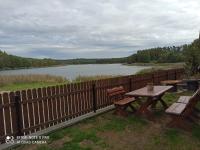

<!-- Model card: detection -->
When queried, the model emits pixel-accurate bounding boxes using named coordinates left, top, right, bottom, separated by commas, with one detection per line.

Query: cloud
left=0, top=0, right=200, bottom=59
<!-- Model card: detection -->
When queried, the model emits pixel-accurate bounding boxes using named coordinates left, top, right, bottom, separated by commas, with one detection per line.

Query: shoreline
left=0, top=62, right=184, bottom=72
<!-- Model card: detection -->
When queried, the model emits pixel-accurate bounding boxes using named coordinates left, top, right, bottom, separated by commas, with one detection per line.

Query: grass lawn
left=13, top=91, right=200, bottom=150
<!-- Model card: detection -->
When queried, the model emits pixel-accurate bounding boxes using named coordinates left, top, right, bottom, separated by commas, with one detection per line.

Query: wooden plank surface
left=32, top=89, right=39, bottom=131
left=166, top=103, right=186, bottom=115
left=9, top=92, right=18, bottom=136
left=27, top=89, right=34, bottom=133
left=47, top=87, right=53, bottom=126
left=2, top=93, right=12, bottom=136
left=126, top=86, right=173, bottom=97
left=161, top=80, right=182, bottom=85
left=67, top=84, right=73, bottom=119
left=42, top=87, right=49, bottom=128
left=84, top=82, right=89, bottom=113
left=59, top=85, right=65, bottom=122
left=177, top=96, right=191, bottom=104
left=56, top=86, right=61, bottom=123
left=37, top=88, right=45, bottom=129
left=0, top=94, right=5, bottom=142
left=51, top=86, right=57, bottom=124
left=63, top=84, right=69, bottom=120
left=21, top=90, right=29, bottom=134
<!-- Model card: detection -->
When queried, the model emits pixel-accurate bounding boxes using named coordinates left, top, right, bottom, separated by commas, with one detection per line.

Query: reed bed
left=0, top=74, right=69, bottom=86
left=0, top=74, right=116, bottom=91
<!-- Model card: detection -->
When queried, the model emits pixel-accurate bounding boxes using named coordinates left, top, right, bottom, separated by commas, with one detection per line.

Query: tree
left=184, top=43, right=200, bottom=75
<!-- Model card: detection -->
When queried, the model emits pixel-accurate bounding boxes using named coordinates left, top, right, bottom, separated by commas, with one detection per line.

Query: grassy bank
left=135, top=63, right=184, bottom=74
left=125, top=62, right=184, bottom=67
left=0, top=75, right=114, bottom=91
left=0, top=74, right=69, bottom=91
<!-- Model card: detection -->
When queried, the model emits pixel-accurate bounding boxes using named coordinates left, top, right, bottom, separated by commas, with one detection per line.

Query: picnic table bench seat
left=107, top=86, right=136, bottom=117
left=165, top=88, right=200, bottom=130
left=166, top=103, right=187, bottom=115
left=177, top=96, right=191, bottom=104
left=114, top=97, right=135, bottom=105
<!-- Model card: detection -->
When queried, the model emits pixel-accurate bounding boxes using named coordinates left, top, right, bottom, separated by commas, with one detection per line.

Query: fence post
left=166, top=70, right=169, bottom=80
left=14, top=92, right=23, bottom=136
left=92, top=83, right=97, bottom=113
left=129, top=77, right=132, bottom=91
left=152, top=73, right=154, bottom=84
left=175, top=70, right=177, bottom=80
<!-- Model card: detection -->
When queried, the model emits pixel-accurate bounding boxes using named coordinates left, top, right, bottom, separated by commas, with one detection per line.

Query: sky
left=0, top=0, right=200, bottom=59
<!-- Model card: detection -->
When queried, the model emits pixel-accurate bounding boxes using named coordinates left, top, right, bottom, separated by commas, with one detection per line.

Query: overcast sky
left=0, top=0, right=200, bottom=59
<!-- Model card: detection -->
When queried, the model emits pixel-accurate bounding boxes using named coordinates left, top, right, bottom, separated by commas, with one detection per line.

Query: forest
left=126, top=46, right=185, bottom=63
left=0, top=51, right=58, bottom=69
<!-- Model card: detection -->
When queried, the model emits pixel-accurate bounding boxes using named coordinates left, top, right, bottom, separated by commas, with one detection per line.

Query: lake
left=0, top=64, right=151, bottom=80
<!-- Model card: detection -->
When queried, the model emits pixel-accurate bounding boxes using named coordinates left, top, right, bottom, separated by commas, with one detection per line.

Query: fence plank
left=47, top=87, right=53, bottom=126
left=83, top=82, right=88, bottom=114
left=74, top=84, right=78, bottom=117
left=56, top=86, right=61, bottom=123
left=37, top=88, right=44, bottom=129
left=51, top=86, right=57, bottom=125
left=21, top=90, right=29, bottom=134
left=59, top=85, right=65, bottom=122
left=0, top=94, right=5, bottom=143
left=63, top=84, right=69, bottom=120
left=27, top=89, right=35, bottom=133
left=32, top=89, right=39, bottom=132
left=2, top=93, right=12, bottom=136
left=67, top=84, right=73, bottom=119
left=9, top=92, right=18, bottom=136
left=42, top=87, right=49, bottom=128
left=71, top=84, right=76, bottom=118
left=77, top=83, right=81, bottom=116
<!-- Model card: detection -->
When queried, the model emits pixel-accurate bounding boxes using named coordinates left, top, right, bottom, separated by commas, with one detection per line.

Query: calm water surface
left=0, top=64, right=151, bottom=80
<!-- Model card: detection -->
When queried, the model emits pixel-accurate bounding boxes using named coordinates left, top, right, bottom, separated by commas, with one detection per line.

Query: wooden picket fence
left=0, top=68, right=184, bottom=144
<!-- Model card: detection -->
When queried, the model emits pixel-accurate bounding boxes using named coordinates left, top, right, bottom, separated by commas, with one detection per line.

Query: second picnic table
left=126, top=85, right=173, bottom=118
left=161, top=80, right=182, bottom=92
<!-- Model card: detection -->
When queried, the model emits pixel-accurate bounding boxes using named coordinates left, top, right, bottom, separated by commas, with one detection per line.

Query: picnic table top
left=161, top=80, right=182, bottom=85
left=126, top=85, right=173, bottom=97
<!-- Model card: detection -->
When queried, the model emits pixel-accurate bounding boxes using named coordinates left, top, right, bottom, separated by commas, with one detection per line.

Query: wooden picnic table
left=126, top=86, right=173, bottom=119
left=161, top=80, right=182, bottom=92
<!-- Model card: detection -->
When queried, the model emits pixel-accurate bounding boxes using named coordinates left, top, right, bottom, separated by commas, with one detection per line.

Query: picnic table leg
left=136, top=97, right=153, bottom=118
left=157, top=95, right=168, bottom=109
left=192, top=108, right=200, bottom=119
left=134, top=96, right=143, bottom=106
left=173, top=84, right=178, bottom=92
left=151, top=95, right=168, bottom=110
left=151, top=100, right=158, bottom=110
left=159, top=99, right=168, bottom=109
left=167, top=115, right=191, bottom=131
left=114, top=104, right=128, bottom=117
left=128, top=104, right=136, bottom=112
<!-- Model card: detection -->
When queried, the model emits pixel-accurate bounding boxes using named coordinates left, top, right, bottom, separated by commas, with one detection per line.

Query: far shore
left=123, top=62, right=185, bottom=67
